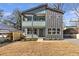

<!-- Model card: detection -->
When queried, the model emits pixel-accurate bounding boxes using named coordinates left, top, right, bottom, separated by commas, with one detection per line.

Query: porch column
left=37, top=29, right=39, bottom=37
left=25, top=28, right=27, bottom=36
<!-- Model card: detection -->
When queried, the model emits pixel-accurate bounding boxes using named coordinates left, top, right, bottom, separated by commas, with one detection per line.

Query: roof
left=22, top=4, right=64, bottom=15
left=0, top=30, right=10, bottom=33
left=0, top=23, right=21, bottom=33
left=63, top=28, right=78, bottom=34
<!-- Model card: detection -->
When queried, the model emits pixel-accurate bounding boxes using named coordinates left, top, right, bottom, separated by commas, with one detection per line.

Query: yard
left=0, top=40, right=79, bottom=56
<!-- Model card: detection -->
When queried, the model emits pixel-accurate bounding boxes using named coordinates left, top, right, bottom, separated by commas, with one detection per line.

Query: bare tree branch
left=74, top=8, right=79, bottom=18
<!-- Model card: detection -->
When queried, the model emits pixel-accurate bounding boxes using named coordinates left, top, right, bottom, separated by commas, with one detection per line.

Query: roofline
left=46, top=7, right=64, bottom=14
left=22, top=4, right=47, bottom=14
left=22, top=3, right=64, bottom=15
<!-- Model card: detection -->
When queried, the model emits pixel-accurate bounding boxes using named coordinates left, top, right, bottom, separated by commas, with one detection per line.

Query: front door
left=39, top=29, right=44, bottom=37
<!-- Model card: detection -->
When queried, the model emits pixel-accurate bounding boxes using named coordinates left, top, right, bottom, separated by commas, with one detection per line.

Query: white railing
left=22, top=21, right=45, bottom=28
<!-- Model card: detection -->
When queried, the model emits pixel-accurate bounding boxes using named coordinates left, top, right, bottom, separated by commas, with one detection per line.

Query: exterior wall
left=22, top=12, right=46, bottom=38
left=45, top=10, right=63, bottom=39
left=22, top=8, right=63, bottom=39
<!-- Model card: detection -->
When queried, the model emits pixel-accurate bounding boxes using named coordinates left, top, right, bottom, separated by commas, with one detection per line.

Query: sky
left=0, top=3, right=79, bottom=26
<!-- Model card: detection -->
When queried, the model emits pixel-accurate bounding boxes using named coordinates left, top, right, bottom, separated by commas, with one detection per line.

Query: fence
left=63, top=34, right=76, bottom=39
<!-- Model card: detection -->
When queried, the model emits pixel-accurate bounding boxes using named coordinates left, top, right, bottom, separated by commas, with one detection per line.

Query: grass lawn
left=0, top=40, right=79, bottom=56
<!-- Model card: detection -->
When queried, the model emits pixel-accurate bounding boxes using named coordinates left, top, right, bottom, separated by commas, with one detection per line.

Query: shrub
left=23, top=38, right=38, bottom=41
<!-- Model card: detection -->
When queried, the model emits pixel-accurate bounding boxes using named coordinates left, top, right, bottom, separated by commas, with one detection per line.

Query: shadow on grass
left=0, top=40, right=16, bottom=47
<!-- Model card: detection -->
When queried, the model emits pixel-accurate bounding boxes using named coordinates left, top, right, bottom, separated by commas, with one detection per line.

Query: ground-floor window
left=33, top=29, right=37, bottom=34
left=48, top=28, right=60, bottom=35
left=57, top=28, right=60, bottom=34
left=27, top=28, right=32, bottom=34
left=27, top=28, right=37, bottom=34
left=48, top=28, right=51, bottom=34
left=52, top=28, right=56, bottom=34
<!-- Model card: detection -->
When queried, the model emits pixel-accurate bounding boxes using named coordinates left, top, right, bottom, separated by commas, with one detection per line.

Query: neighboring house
left=63, top=28, right=78, bottom=39
left=21, top=4, right=64, bottom=40
left=0, top=23, right=22, bottom=43
left=0, top=19, right=16, bottom=28
left=63, top=26, right=79, bottom=39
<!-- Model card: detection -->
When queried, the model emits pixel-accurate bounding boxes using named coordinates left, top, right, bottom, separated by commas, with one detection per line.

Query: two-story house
left=21, top=4, right=64, bottom=40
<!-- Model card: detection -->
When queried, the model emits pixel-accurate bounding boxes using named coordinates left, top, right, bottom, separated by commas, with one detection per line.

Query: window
left=57, top=28, right=60, bottom=34
left=27, top=28, right=37, bottom=34
left=26, top=16, right=32, bottom=21
left=52, top=28, right=56, bottom=34
left=39, top=16, right=45, bottom=21
left=34, top=29, right=37, bottom=34
left=57, top=28, right=60, bottom=31
left=48, top=28, right=51, bottom=31
left=48, top=28, right=51, bottom=34
left=33, top=16, right=45, bottom=21
left=57, top=32, right=60, bottom=34
left=52, top=28, right=56, bottom=31
left=48, top=32, right=51, bottom=34
left=23, top=18, right=28, bottom=21
left=27, top=28, right=32, bottom=34
left=33, top=16, right=37, bottom=21
left=52, top=32, right=56, bottom=34
left=48, top=28, right=57, bottom=34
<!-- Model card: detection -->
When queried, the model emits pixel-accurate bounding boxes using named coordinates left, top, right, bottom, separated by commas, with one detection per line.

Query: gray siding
left=45, top=10, right=63, bottom=39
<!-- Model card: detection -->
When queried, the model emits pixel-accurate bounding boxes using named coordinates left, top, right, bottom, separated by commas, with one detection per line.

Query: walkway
left=64, top=39, right=79, bottom=45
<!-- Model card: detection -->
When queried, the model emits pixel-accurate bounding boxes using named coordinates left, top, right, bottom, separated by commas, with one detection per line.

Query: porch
left=23, top=28, right=45, bottom=38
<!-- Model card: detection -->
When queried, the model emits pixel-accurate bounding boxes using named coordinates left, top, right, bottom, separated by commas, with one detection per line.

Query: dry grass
left=0, top=41, right=79, bottom=56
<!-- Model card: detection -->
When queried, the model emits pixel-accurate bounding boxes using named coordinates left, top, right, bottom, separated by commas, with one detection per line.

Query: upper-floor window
left=33, top=16, right=45, bottom=21
left=39, top=16, right=45, bottom=21
left=27, top=16, right=32, bottom=21
left=23, top=16, right=32, bottom=21
left=23, top=15, right=45, bottom=21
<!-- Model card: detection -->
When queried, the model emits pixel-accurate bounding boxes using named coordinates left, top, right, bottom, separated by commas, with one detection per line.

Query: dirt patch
left=0, top=41, right=79, bottom=56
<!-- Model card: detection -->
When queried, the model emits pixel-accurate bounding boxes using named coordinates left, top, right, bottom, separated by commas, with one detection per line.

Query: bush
left=43, top=38, right=63, bottom=40
left=22, top=38, right=38, bottom=41
left=0, top=39, right=12, bottom=44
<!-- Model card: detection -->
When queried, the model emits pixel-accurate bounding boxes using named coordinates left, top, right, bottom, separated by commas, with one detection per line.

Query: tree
left=48, top=3, right=64, bottom=11
left=70, top=6, right=79, bottom=28
left=70, top=6, right=79, bottom=33
left=63, top=28, right=78, bottom=34
left=0, top=9, right=4, bottom=22
left=12, top=8, right=22, bottom=30
left=0, top=9, right=3, bottom=18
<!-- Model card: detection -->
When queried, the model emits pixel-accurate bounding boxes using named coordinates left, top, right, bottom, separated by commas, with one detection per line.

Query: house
left=21, top=4, right=64, bottom=40
left=63, top=26, right=79, bottom=39
left=63, top=28, right=78, bottom=39
left=0, top=23, right=22, bottom=43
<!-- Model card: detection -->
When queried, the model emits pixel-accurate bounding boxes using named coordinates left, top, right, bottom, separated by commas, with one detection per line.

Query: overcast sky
left=0, top=3, right=79, bottom=26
